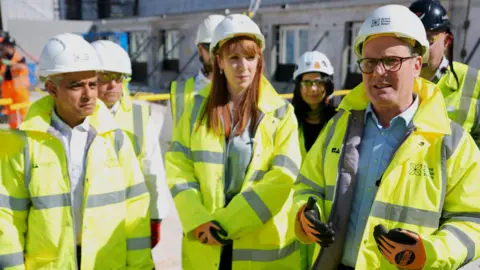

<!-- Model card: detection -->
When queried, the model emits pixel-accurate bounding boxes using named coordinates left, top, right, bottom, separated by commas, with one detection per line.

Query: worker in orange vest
left=0, top=33, right=30, bottom=129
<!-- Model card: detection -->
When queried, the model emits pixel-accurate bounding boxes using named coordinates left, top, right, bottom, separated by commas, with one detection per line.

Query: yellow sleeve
left=423, top=125, right=480, bottom=269
left=0, top=148, right=28, bottom=270
left=117, top=130, right=154, bottom=270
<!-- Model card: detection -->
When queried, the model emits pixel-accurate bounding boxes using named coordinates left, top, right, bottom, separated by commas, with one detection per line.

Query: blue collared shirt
left=341, top=94, right=419, bottom=267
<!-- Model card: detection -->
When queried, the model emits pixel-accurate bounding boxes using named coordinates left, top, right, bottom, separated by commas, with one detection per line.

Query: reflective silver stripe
left=440, top=122, right=464, bottom=212
left=322, top=110, right=344, bottom=180
left=174, top=80, right=187, bottom=126
left=86, top=190, right=125, bottom=208
left=0, top=194, right=29, bottom=211
left=114, top=129, right=124, bottom=157
left=294, top=189, right=325, bottom=200
left=31, top=193, right=71, bottom=209
left=233, top=240, right=300, bottom=262
left=0, top=252, right=24, bottom=268
left=326, top=185, right=335, bottom=201
left=170, top=182, right=200, bottom=198
left=294, top=174, right=325, bottom=195
left=242, top=189, right=272, bottom=224
left=370, top=201, right=440, bottom=228
left=19, top=130, right=31, bottom=195
left=271, top=155, right=299, bottom=175
left=192, top=150, right=223, bottom=164
left=127, top=182, right=149, bottom=199
left=456, top=67, right=478, bottom=125
left=190, top=95, right=205, bottom=134
left=132, top=103, right=144, bottom=156
left=249, top=170, right=266, bottom=182
left=442, top=210, right=480, bottom=220
left=273, top=101, right=289, bottom=119
left=442, top=224, right=475, bottom=267
left=170, top=141, right=192, bottom=159
left=127, top=236, right=150, bottom=250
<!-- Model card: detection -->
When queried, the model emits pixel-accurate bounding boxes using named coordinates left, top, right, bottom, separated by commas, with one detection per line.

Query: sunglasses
left=98, top=72, right=125, bottom=83
left=301, top=80, right=325, bottom=88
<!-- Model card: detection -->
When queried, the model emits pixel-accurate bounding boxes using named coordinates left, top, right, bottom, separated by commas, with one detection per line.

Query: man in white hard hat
left=294, top=5, right=480, bottom=269
left=0, top=33, right=154, bottom=269
left=169, top=14, right=225, bottom=129
left=91, top=40, right=171, bottom=250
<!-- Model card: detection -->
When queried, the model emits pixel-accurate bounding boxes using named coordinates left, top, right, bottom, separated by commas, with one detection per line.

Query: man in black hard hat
left=410, top=0, right=480, bottom=148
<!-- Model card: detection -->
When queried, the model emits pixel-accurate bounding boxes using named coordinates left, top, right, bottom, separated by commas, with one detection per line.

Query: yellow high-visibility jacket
left=294, top=77, right=480, bottom=269
left=0, top=95, right=153, bottom=270
left=170, top=78, right=196, bottom=130
left=437, top=61, right=480, bottom=147
left=166, top=76, right=302, bottom=269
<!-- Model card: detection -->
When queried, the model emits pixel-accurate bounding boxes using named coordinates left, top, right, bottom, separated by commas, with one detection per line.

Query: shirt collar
left=195, top=70, right=210, bottom=85
left=365, top=93, right=419, bottom=129
left=430, top=57, right=450, bottom=83
left=110, top=101, right=121, bottom=115
left=51, top=108, right=90, bottom=133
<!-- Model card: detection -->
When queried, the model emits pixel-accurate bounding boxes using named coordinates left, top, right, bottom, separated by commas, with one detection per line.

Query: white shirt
left=193, top=70, right=211, bottom=94
left=51, top=110, right=90, bottom=243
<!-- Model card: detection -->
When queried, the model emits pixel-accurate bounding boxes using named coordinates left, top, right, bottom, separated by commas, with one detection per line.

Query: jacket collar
left=339, top=77, right=451, bottom=135
left=20, top=95, right=118, bottom=135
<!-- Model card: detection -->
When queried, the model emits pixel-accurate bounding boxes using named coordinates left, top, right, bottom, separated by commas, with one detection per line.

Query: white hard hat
left=293, top=51, right=334, bottom=79
left=195, top=14, right=226, bottom=45
left=354, top=4, right=429, bottom=61
left=210, top=14, right=265, bottom=55
left=91, top=40, right=132, bottom=75
left=38, top=33, right=101, bottom=79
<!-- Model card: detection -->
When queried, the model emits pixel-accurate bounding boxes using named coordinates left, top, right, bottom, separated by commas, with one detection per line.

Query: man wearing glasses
left=410, top=0, right=480, bottom=148
left=293, top=4, right=480, bottom=270
left=91, top=40, right=168, bottom=251
left=169, top=14, right=225, bottom=130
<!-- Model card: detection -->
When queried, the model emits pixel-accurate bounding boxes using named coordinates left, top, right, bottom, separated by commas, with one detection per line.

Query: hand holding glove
left=194, top=221, right=232, bottom=246
left=373, top=224, right=426, bottom=269
left=298, top=196, right=335, bottom=247
left=1, top=59, right=11, bottom=66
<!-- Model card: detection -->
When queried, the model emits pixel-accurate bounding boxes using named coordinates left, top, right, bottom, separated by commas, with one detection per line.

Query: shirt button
left=374, top=159, right=378, bottom=164
left=362, top=216, right=366, bottom=221
left=380, top=131, right=386, bottom=136
left=368, top=187, right=372, bottom=192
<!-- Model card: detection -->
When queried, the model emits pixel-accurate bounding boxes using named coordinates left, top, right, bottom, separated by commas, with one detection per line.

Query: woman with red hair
left=166, top=14, right=302, bottom=269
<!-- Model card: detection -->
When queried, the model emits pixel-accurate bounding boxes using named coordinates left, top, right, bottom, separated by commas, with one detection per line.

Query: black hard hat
left=409, top=0, right=450, bottom=32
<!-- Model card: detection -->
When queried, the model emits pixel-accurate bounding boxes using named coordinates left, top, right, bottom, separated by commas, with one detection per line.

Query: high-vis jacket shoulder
left=437, top=61, right=480, bottom=147
left=0, top=96, right=153, bottom=270
left=294, top=77, right=480, bottom=269
left=170, top=78, right=195, bottom=130
left=166, top=76, right=302, bottom=269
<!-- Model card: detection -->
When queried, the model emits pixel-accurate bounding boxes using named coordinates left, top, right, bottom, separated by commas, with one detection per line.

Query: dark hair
left=291, top=72, right=336, bottom=127
left=200, top=36, right=262, bottom=137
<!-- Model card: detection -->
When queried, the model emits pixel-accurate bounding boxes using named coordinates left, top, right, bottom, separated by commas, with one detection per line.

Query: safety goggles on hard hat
left=357, top=56, right=417, bottom=74
left=98, top=72, right=126, bottom=83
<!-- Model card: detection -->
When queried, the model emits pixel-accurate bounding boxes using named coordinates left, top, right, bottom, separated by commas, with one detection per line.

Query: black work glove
left=373, top=224, right=426, bottom=269
left=298, top=196, right=335, bottom=247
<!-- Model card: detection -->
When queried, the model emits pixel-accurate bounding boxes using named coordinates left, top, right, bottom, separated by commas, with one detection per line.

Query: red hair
left=200, top=36, right=263, bottom=137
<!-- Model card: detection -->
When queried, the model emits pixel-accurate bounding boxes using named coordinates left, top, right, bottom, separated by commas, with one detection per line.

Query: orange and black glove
left=298, top=196, right=335, bottom=247
left=150, top=220, right=162, bottom=248
left=373, top=224, right=426, bottom=269
left=194, top=221, right=232, bottom=246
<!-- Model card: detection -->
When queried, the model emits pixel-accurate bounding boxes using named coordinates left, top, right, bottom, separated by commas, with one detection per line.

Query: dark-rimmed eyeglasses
left=357, top=56, right=416, bottom=74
